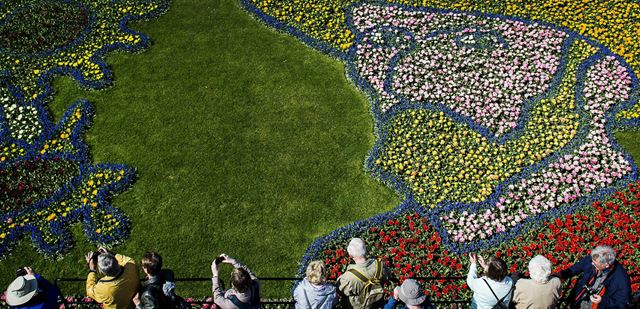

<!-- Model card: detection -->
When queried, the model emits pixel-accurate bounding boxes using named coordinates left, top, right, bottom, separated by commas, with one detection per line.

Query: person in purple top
left=5, top=267, right=60, bottom=309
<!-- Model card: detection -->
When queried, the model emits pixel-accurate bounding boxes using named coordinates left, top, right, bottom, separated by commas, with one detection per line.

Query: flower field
left=306, top=180, right=640, bottom=300
left=0, top=0, right=168, bottom=258
left=241, top=0, right=640, bottom=301
left=0, top=0, right=639, bottom=303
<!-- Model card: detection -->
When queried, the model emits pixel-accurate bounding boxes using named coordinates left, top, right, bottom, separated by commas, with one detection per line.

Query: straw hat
left=6, top=275, right=38, bottom=306
left=397, top=279, right=426, bottom=306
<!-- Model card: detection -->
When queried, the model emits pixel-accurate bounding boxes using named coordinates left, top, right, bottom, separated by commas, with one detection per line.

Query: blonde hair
left=306, top=260, right=327, bottom=285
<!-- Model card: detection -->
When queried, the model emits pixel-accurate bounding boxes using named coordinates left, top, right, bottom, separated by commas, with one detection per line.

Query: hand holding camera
left=15, top=266, right=33, bottom=277
left=211, top=255, right=223, bottom=276
left=85, top=248, right=109, bottom=271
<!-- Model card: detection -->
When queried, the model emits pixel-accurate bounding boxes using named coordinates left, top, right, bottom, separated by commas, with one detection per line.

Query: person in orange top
left=85, top=248, right=140, bottom=309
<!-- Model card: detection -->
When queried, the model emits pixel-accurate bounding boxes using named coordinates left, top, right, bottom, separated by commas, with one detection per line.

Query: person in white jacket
left=293, top=261, right=338, bottom=309
left=467, top=253, right=513, bottom=309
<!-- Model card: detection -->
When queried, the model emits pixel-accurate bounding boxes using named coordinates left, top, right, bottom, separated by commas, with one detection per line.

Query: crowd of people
left=4, top=239, right=637, bottom=309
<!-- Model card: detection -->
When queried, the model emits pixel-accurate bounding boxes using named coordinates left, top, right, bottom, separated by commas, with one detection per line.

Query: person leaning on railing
left=133, top=251, right=184, bottom=309
left=210, top=253, right=261, bottom=309
left=85, top=247, right=140, bottom=309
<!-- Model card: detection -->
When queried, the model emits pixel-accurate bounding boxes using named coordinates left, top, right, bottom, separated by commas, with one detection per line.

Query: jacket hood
left=300, top=279, right=336, bottom=297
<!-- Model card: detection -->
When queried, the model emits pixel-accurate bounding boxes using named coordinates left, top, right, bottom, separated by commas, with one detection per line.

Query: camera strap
left=575, top=265, right=613, bottom=302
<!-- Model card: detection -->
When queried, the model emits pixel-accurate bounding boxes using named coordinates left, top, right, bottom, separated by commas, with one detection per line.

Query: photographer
left=559, top=245, right=631, bottom=308
left=5, top=267, right=60, bottom=309
left=210, top=253, right=260, bottom=309
left=85, top=248, right=140, bottom=309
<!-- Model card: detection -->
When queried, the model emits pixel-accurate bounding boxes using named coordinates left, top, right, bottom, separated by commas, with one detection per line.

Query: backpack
left=347, top=259, right=385, bottom=309
left=482, top=278, right=513, bottom=309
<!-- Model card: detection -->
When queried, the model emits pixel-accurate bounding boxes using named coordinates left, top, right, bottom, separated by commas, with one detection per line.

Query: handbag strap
left=303, top=289, right=329, bottom=309
left=482, top=278, right=512, bottom=304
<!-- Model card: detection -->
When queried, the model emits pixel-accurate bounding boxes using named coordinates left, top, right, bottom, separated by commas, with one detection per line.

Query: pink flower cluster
left=442, top=56, right=634, bottom=242
left=352, top=4, right=566, bottom=136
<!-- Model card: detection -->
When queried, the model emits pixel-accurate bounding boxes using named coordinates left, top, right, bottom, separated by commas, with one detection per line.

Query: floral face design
left=241, top=0, right=640, bottom=296
left=349, top=3, right=637, bottom=251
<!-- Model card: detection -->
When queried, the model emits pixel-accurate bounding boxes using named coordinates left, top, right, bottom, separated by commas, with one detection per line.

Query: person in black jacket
left=559, top=245, right=631, bottom=308
left=133, top=252, right=183, bottom=309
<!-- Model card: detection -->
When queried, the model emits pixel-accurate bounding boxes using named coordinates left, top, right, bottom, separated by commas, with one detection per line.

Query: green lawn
left=0, top=0, right=400, bottom=297
left=2, top=0, right=640, bottom=300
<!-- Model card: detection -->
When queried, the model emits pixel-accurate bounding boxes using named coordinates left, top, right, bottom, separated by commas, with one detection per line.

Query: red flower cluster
left=317, top=181, right=640, bottom=300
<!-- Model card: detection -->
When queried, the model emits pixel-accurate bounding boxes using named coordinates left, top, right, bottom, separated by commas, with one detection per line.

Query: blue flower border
left=0, top=97, right=136, bottom=258
left=238, top=0, right=640, bottom=273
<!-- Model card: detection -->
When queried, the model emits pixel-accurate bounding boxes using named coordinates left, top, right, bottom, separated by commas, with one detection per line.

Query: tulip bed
left=245, top=0, right=640, bottom=118
left=303, top=180, right=640, bottom=301
left=0, top=0, right=167, bottom=258
left=241, top=0, right=640, bottom=300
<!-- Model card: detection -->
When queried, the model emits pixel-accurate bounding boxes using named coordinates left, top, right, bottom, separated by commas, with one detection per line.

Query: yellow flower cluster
left=374, top=41, right=592, bottom=207
left=40, top=106, right=85, bottom=155
left=248, top=0, right=640, bottom=117
left=250, top=0, right=354, bottom=50
left=0, top=143, right=25, bottom=162
left=0, top=167, right=126, bottom=252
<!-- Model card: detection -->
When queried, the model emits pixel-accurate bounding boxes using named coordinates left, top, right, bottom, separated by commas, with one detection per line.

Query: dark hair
left=231, top=268, right=253, bottom=293
left=486, top=256, right=508, bottom=282
left=141, top=252, right=163, bottom=276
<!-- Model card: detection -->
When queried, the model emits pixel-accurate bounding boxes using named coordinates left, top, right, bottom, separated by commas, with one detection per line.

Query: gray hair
left=347, top=238, right=366, bottom=258
left=591, top=246, right=616, bottom=266
left=528, top=255, right=552, bottom=283
left=98, top=253, right=120, bottom=276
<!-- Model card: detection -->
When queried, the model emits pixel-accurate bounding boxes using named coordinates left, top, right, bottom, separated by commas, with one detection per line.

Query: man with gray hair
left=512, top=255, right=561, bottom=308
left=85, top=248, right=140, bottom=309
left=336, top=238, right=390, bottom=309
left=559, top=245, right=631, bottom=308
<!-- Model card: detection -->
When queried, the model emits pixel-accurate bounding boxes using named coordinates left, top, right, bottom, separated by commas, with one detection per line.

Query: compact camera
left=586, top=286, right=600, bottom=296
left=16, top=267, right=27, bottom=277
left=214, top=255, right=226, bottom=265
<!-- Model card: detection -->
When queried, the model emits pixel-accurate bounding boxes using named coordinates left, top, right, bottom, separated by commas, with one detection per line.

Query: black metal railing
left=54, top=275, right=640, bottom=308
left=54, top=276, right=470, bottom=307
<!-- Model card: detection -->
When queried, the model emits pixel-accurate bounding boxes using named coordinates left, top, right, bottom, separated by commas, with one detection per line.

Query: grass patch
left=2, top=0, right=640, bottom=300
left=0, top=0, right=399, bottom=297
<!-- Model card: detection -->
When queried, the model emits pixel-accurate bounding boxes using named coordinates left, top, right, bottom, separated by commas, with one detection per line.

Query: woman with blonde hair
left=293, top=260, right=338, bottom=309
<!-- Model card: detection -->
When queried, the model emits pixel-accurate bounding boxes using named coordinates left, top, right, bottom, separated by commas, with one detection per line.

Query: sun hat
left=397, top=279, right=426, bottom=306
left=6, top=275, right=38, bottom=306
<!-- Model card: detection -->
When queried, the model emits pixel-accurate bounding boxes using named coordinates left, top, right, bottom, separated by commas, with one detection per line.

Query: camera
left=586, top=286, right=600, bottom=296
left=91, top=251, right=101, bottom=261
left=214, top=255, right=225, bottom=265
left=16, top=267, right=27, bottom=277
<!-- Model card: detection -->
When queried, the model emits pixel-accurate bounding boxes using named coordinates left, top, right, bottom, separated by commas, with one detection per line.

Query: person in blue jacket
left=5, top=267, right=60, bottom=309
left=293, top=260, right=338, bottom=309
left=384, top=279, right=434, bottom=309
left=559, top=245, right=631, bottom=308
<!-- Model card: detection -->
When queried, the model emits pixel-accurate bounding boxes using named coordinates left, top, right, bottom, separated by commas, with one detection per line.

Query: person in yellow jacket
left=85, top=248, right=140, bottom=309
